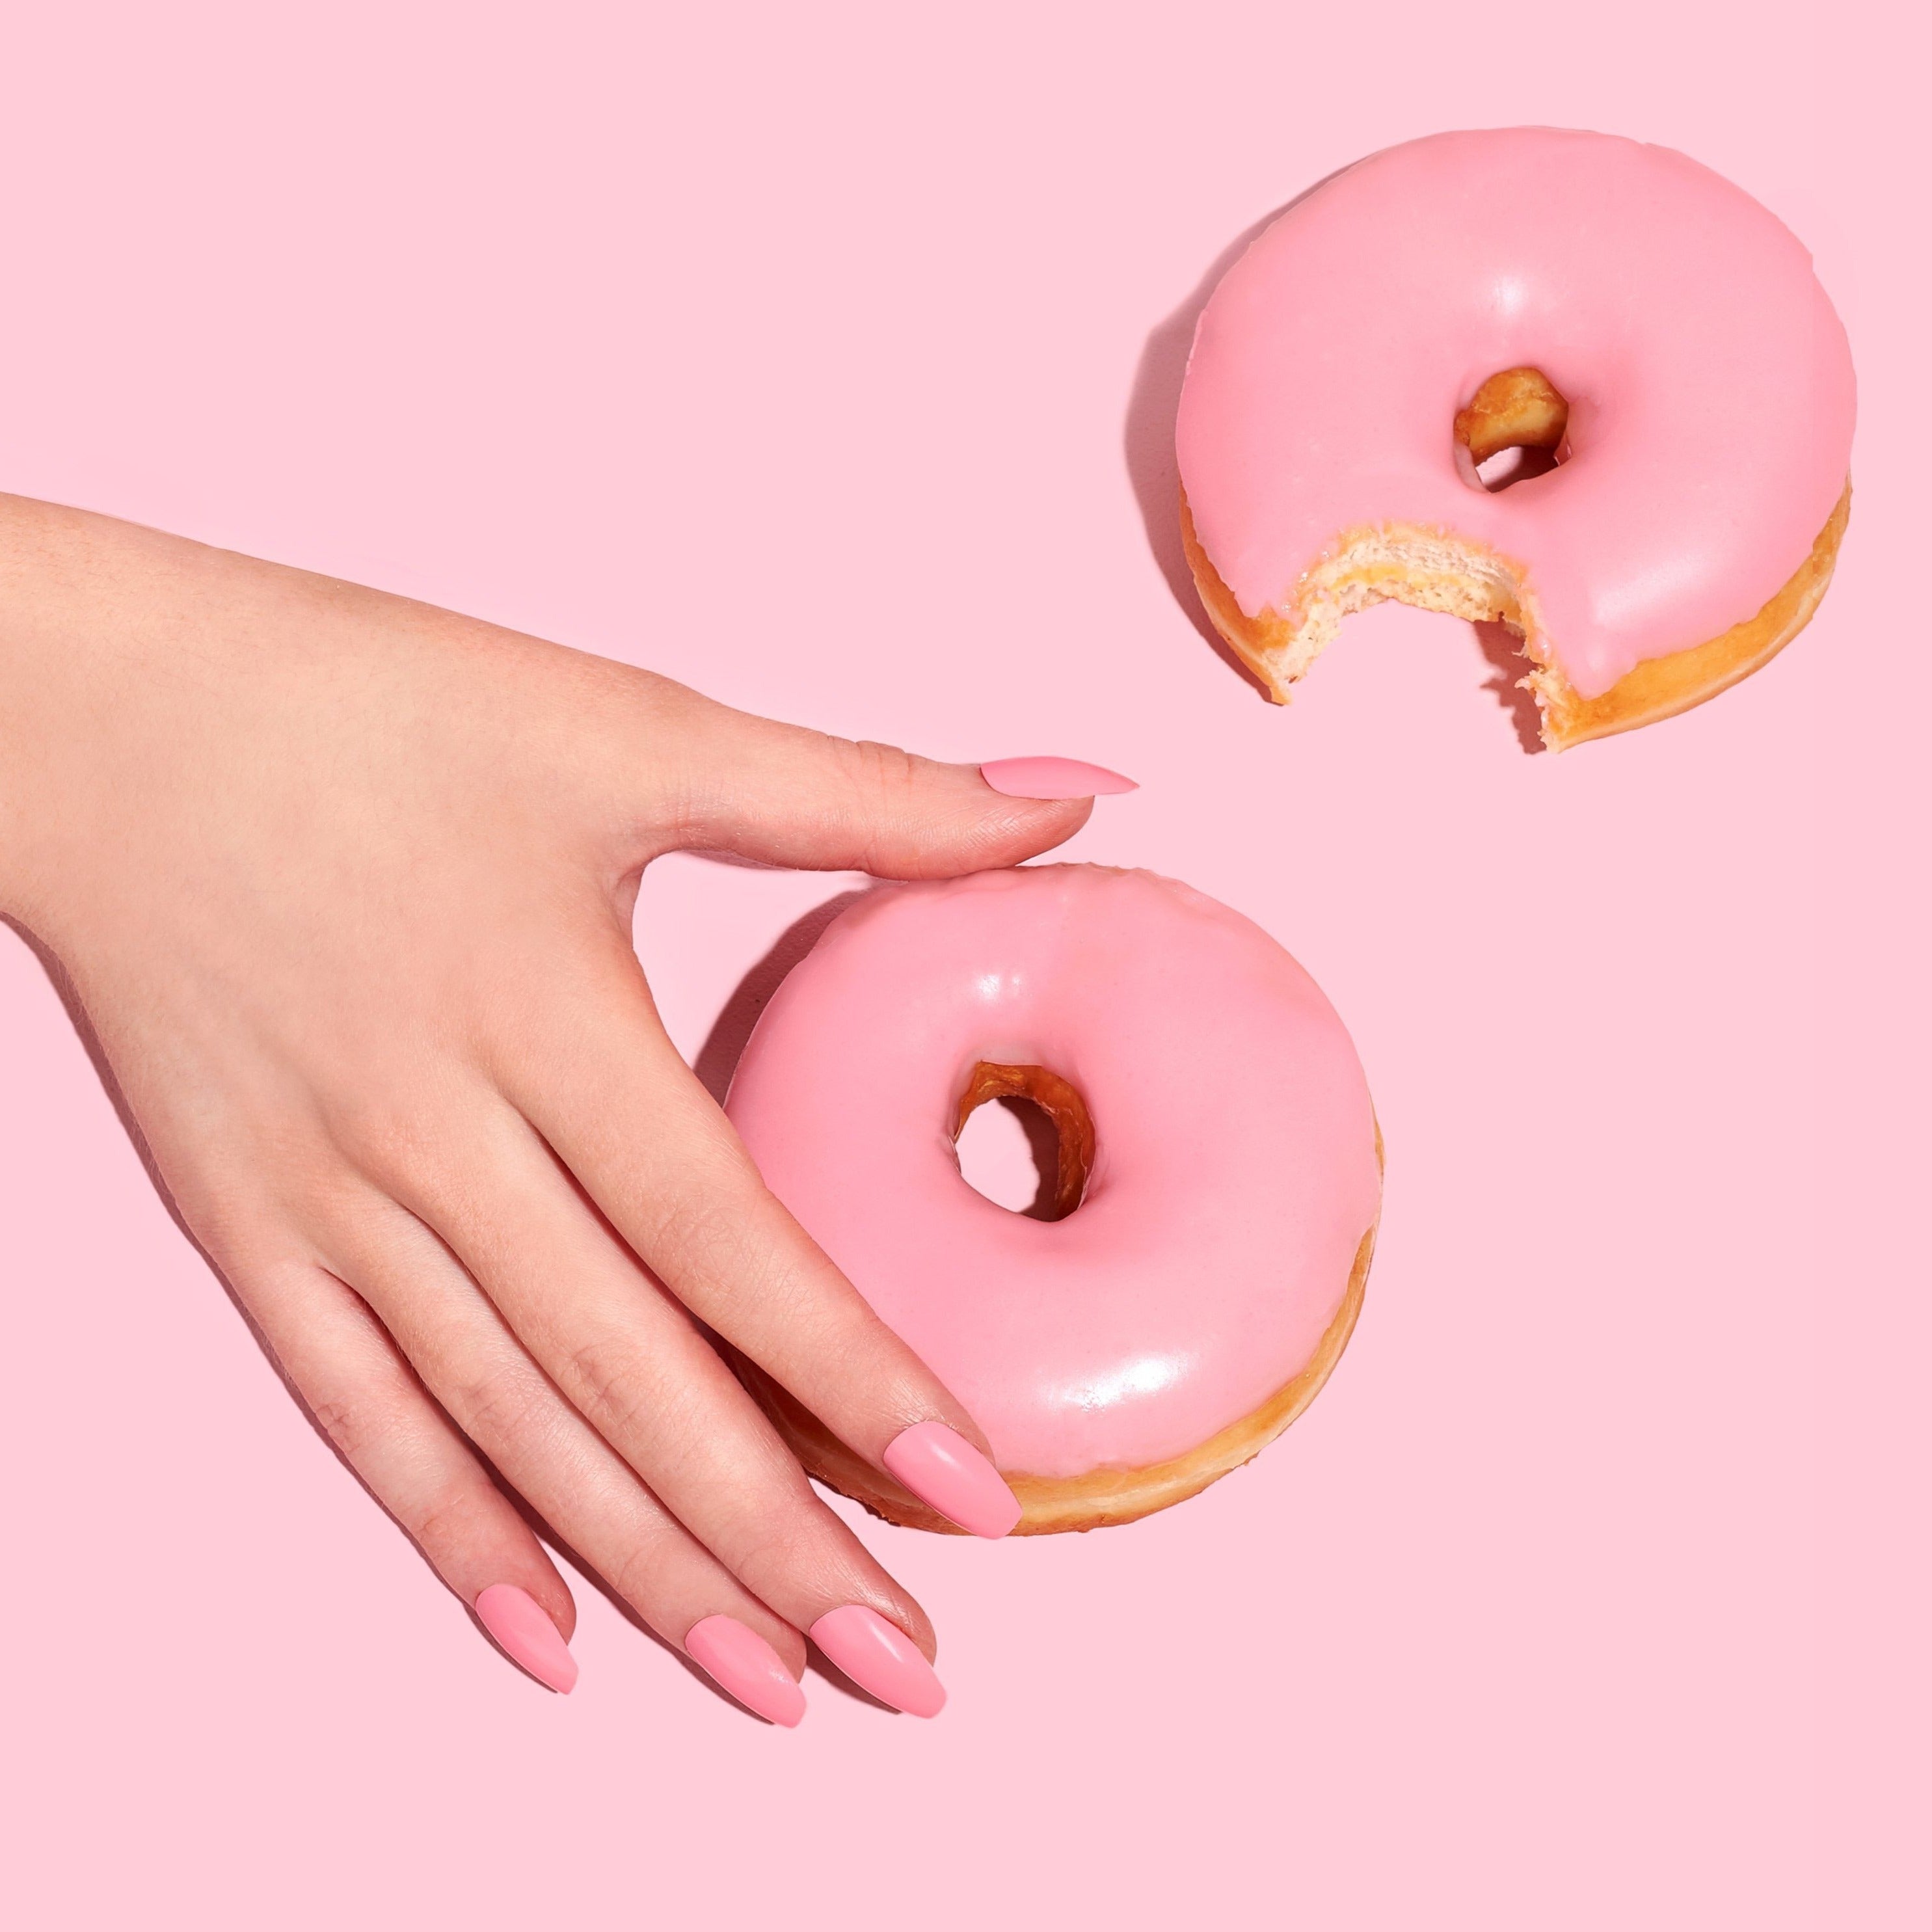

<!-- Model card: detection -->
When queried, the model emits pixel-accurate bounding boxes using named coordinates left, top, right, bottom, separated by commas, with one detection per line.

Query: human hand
left=0, top=493, right=1127, bottom=1721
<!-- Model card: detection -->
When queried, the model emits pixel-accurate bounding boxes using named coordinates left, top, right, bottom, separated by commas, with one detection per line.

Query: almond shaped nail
left=884, top=1421, right=1022, bottom=1538
left=686, top=1615, right=807, bottom=1728
left=475, top=1584, right=578, bottom=1694
left=810, top=1605, right=946, bottom=1717
left=980, top=757, right=1138, bottom=799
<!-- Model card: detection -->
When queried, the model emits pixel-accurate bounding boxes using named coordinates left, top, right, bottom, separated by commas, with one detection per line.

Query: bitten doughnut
left=1175, top=127, right=1856, bottom=750
left=725, top=865, right=1382, bottom=1534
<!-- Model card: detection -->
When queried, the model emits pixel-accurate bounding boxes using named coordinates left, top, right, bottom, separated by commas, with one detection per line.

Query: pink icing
left=1175, top=127, right=1856, bottom=699
left=725, top=866, right=1381, bottom=1479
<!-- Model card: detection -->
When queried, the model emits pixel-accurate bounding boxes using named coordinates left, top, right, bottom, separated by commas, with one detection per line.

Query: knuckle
left=308, top=1388, right=382, bottom=1461
left=837, top=736, right=920, bottom=798
left=321, top=1094, right=432, bottom=1194
left=827, top=737, right=986, bottom=877
left=317, top=1097, right=494, bottom=1224
left=410, top=1483, right=491, bottom=1558
left=835, top=738, right=932, bottom=859
left=563, top=1334, right=658, bottom=1447
left=446, top=1365, right=550, bottom=1452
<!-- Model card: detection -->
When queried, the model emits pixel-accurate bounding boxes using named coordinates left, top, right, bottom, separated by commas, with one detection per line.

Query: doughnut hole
left=952, top=1062, right=1093, bottom=1223
left=1455, top=366, right=1570, bottom=491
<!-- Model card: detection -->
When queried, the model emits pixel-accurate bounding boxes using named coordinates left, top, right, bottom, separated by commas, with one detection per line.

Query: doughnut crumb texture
left=1181, top=482, right=1851, bottom=751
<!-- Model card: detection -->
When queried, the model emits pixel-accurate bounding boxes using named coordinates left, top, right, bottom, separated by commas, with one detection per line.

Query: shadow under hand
left=693, top=888, right=869, bottom=1106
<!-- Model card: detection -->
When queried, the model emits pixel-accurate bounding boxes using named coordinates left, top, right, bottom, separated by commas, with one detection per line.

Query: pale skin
left=0, top=492, right=1090, bottom=1700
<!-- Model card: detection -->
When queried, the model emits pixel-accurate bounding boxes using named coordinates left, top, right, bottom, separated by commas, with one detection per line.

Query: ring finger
left=325, top=1194, right=818, bottom=1725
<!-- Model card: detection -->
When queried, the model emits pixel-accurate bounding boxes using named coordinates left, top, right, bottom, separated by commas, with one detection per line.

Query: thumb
left=663, top=700, right=1134, bottom=878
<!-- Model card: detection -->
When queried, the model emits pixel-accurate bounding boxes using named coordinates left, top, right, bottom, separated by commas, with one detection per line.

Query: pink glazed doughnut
left=1176, top=127, right=1856, bottom=750
left=725, top=865, right=1382, bottom=1534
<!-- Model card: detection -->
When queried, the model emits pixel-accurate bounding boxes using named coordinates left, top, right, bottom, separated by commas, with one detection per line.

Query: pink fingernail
left=980, top=757, right=1138, bottom=799
left=809, top=1605, right=947, bottom=1717
left=475, top=1584, right=578, bottom=1694
left=884, top=1421, right=1023, bottom=1538
left=686, top=1615, right=807, bottom=1728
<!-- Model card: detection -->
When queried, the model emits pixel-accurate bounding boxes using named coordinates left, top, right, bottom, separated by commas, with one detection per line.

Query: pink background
left=1, top=5, right=1924, bottom=1927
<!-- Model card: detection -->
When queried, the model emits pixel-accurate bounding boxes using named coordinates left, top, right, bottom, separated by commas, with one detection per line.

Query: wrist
left=0, top=495, right=190, bottom=922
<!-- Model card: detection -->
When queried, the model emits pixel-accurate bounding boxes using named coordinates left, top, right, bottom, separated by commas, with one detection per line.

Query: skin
left=0, top=492, right=1090, bottom=1693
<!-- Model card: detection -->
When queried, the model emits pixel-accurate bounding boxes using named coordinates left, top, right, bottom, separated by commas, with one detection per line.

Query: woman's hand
left=0, top=493, right=1123, bottom=1722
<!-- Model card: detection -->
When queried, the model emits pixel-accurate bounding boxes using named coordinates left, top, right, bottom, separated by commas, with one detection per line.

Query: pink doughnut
left=725, top=865, right=1382, bottom=1534
left=1175, top=127, right=1856, bottom=749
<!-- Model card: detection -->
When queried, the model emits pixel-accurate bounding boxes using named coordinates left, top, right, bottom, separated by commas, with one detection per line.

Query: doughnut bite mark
left=1175, top=127, right=1857, bottom=750
left=1181, top=479, right=1851, bottom=753
left=725, top=865, right=1382, bottom=1535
